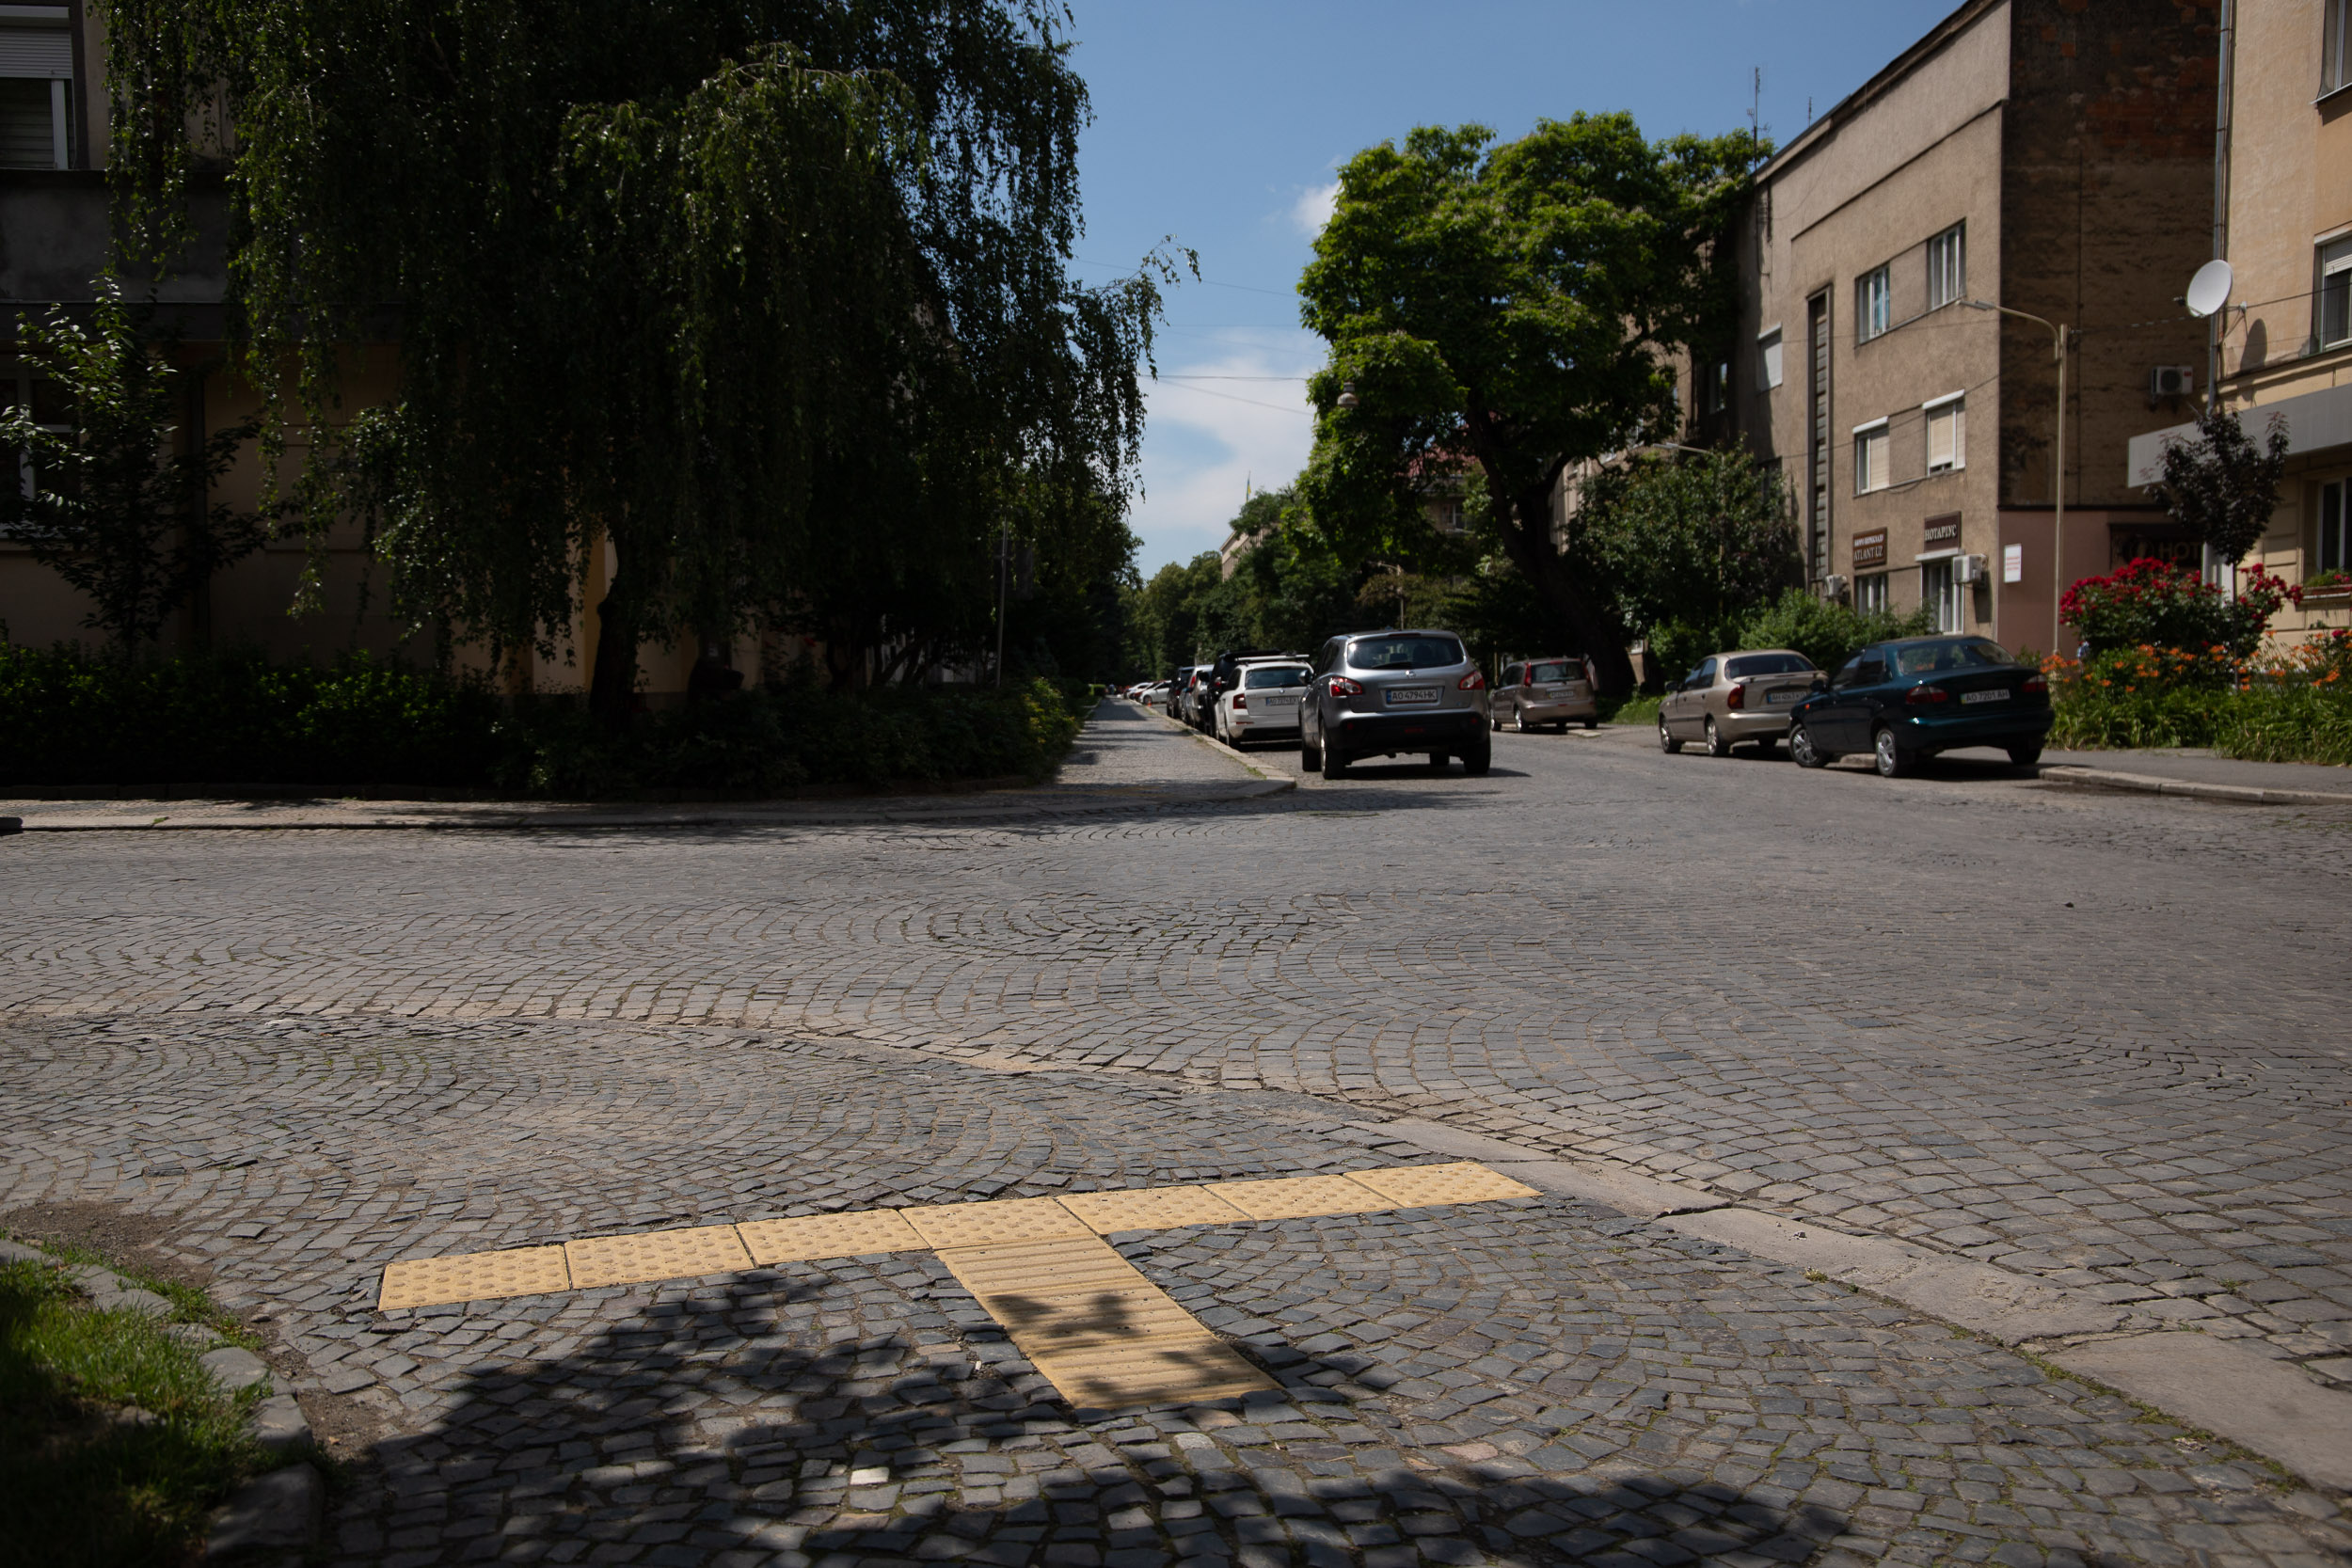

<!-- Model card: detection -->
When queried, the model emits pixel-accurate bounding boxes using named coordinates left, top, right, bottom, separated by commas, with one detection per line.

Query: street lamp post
left=1964, top=300, right=2074, bottom=656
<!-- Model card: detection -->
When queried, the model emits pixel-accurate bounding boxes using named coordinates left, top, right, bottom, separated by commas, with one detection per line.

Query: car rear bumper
left=1719, top=707, right=1797, bottom=736
left=1895, top=708, right=2055, bottom=750
left=1517, top=697, right=1598, bottom=721
left=1334, top=709, right=1486, bottom=752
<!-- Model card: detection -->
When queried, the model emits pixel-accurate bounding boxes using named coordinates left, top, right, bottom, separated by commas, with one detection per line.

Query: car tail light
left=1726, top=683, right=1744, bottom=710
left=1457, top=671, right=1486, bottom=690
left=1904, top=685, right=1950, bottom=705
left=1329, top=677, right=1363, bottom=697
left=2023, top=674, right=2047, bottom=695
left=1232, top=693, right=1247, bottom=710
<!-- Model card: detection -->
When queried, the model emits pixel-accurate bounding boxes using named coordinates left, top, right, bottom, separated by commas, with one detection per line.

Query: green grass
left=0, top=1256, right=266, bottom=1568
left=1600, top=692, right=1662, bottom=728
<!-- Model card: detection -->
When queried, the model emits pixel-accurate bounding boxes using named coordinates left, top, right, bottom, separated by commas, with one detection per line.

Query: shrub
left=1729, top=589, right=1935, bottom=674
left=2043, top=631, right=2352, bottom=764
left=2059, top=557, right=2297, bottom=658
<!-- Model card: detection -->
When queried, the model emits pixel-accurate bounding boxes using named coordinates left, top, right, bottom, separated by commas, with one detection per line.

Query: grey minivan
left=1300, top=629, right=1490, bottom=776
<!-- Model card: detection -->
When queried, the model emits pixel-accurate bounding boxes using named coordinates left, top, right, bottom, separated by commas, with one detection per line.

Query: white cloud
left=1291, top=181, right=1339, bottom=237
left=1128, top=331, right=1324, bottom=576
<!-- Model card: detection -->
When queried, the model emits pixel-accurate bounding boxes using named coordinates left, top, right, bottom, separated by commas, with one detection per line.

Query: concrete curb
left=1367, top=1114, right=2352, bottom=1491
left=2038, top=763, right=2352, bottom=807
left=1136, top=699, right=1300, bottom=789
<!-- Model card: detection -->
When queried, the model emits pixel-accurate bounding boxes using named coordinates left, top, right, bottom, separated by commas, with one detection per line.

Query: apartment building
left=1708, top=0, right=2216, bottom=657
left=2125, top=0, right=2352, bottom=640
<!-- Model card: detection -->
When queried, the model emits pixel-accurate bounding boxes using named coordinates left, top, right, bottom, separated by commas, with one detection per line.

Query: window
left=1756, top=326, right=1783, bottom=390
left=2328, top=0, right=2352, bottom=94
left=1345, top=634, right=1464, bottom=670
left=1922, top=558, right=1963, bottom=633
left=0, top=20, right=73, bottom=171
left=1857, top=265, right=1891, bottom=341
left=1724, top=653, right=1815, bottom=677
left=1853, top=419, right=1890, bottom=493
left=1, top=368, right=69, bottom=508
left=1925, top=393, right=1965, bottom=473
left=1243, top=666, right=1310, bottom=689
left=2322, top=236, right=2352, bottom=350
left=2321, top=480, right=2348, bottom=575
left=1927, top=224, right=1966, bottom=310
left=1854, top=572, right=1889, bottom=613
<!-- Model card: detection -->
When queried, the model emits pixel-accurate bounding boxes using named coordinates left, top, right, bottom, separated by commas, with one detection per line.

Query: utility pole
left=993, top=520, right=1009, bottom=688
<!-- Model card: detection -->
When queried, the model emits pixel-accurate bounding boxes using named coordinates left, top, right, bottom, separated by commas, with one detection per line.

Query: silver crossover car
left=1300, top=629, right=1490, bottom=776
left=1490, top=656, right=1599, bottom=732
left=1658, top=648, right=1821, bottom=756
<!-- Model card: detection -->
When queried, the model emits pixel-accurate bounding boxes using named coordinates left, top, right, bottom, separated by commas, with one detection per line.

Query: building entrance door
left=1921, top=559, right=1961, bottom=633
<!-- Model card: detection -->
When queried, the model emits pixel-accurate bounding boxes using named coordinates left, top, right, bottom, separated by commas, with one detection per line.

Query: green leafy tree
left=0, top=283, right=265, bottom=652
left=1567, top=447, right=1802, bottom=660
left=104, top=0, right=1166, bottom=710
left=2149, top=406, right=2290, bottom=568
left=1296, top=115, right=1757, bottom=697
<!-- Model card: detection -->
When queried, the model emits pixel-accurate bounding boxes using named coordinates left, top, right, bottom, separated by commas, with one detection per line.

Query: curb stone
left=2038, top=763, right=2352, bottom=807
left=203, top=1463, right=323, bottom=1560
left=2056, top=1334, right=2352, bottom=1491
left=200, top=1345, right=275, bottom=1394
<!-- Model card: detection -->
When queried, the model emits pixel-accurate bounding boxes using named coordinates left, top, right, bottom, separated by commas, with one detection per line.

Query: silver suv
left=1300, top=629, right=1490, bottom=776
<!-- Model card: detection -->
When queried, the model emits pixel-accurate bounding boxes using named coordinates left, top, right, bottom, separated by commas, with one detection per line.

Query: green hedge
left=0, top=645, right=1089, bottom=796
left=2046, top=645, right=2352, bottom=766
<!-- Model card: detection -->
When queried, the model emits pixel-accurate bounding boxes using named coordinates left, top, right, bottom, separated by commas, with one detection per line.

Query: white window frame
left=1921, top=557, right=1963, bottom=633
left=2321, top=478, right=2348, bottom=575
left=1756, top=325, right=1783, bottom=390
left=1923, top=390, right=1966, bottom=474
left=2321, top=234, right=2352, bottom=350
left=1852, top=418, right=1890, bottom=494
left=2327, top=0, right=2352, bottom=96
left=1926, top=224, right=1965, bottom=311
left=1857, top=266, right=1891, bottom=342
left=1854, top=572, right=1889, bottom=614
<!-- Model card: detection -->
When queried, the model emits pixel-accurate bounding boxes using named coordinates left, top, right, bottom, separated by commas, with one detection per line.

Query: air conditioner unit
left=1823, top=574, right=1849, bottom=598
left=2150, top=365, right=2195, bottom=402
left=1955, top=553, right=1988, bottom=585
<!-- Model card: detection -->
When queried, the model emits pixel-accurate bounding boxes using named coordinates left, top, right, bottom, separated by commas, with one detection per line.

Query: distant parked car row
left=1659, top=637, right=2052, bottom=776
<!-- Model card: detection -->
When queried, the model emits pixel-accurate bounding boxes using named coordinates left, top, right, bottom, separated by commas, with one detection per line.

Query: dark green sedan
left=1787, top=636, right=2052, bottom=778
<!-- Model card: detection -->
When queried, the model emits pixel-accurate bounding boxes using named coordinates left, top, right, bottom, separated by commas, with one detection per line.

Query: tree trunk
left=589, top=562, right=638, bottom=725
left=1497, top=483, right=1638, bottom=699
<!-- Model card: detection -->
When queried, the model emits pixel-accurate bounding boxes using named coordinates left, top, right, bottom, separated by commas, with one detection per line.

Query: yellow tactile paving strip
left=373, top=1161, right=1541, bottom=1407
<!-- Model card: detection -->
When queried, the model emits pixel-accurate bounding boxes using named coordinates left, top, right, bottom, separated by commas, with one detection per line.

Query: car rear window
left=1244, top=666, right=1309, bottom=689
left=1725, top=653, right=1815, bottom=677
left=1893, top=639, right=2014, bottom=675
left=1347, top=635, right=1465, bottom=671
left=1530, top=661, right=1582, bottom=684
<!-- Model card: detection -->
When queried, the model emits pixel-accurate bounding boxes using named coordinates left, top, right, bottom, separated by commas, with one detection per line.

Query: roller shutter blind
left=0, top=29, right=72, bottom=78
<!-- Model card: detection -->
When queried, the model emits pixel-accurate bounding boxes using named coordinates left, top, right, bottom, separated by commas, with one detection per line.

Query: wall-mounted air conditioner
left=1955, top=553, right=1988, bottom=585
left=1823, top=574, right=1849, bottom=598
left=2149, top=365, right=2195, bottom=403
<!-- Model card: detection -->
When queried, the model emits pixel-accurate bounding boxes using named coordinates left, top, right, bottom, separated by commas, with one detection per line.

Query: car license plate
left=1766, top=689, right=1799, bottom=705
left=1962, top=689, right=2010, bottom=705
left=1264, top=695, right=1295, bottom=707
left=1386, top=687, right=1439, bottom=706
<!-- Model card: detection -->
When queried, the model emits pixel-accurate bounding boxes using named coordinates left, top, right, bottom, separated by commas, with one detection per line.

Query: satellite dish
left=2185, top=259, right=2233, bottom=319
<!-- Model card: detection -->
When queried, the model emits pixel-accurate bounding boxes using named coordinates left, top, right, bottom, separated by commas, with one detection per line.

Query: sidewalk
left=2037, top=747, right=2352, bottom=805
left=0, top=700, right=1280, bottom=832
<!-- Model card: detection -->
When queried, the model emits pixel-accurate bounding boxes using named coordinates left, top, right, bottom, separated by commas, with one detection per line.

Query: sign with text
left=1923, top=513, right=1963, bottom=549
left=1851, top=529, right=1888, bottom=569
left=2003, top=543, right=2023, bottom=583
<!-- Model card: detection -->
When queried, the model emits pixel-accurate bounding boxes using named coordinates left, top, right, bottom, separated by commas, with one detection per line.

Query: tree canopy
left=1295, top=114, right=1756, bottom=696
left=103, top=0, right=1165, bottom=702
left=2149, top=406, right=2290, bottom=568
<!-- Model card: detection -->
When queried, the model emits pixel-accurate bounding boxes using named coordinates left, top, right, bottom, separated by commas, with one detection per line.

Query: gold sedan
left=1658, top=648, right=1821, bottom=757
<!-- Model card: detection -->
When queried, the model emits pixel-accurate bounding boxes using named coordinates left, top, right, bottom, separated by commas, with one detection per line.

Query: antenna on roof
left=1749, top=67, right=1761, bottom=155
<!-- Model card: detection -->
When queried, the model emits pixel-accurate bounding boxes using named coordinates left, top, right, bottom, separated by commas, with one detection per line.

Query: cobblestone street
left=8, top=701, right=2352, bottom=1566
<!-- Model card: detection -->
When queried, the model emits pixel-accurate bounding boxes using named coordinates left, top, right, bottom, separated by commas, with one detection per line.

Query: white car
left=1215, top=657, right=1312, bottom=746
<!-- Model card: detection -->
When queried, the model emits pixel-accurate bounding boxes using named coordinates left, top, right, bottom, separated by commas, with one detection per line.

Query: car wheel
left=1461, top=742, right=1491, bottom=776
left=1325, top=742, right=1349, bottom=777
left=2008, top=742, right=2043, bottom=768
left=1513, top=705, right=1530, bottom=733
left=1427, top=752, right=1449, bottom=773
left=1752, top=736, right=1778, bottom=758
left=1790, top=723, right=1830, bottom=768
left=1873, top=726, right=1915, bottom=778
left=1301, top=730, right=1323, bottom=773
left=1582, top=718, right=1598, bottom=730
left=1705, top=716, right=1732, bottom=757
left=1658, top=717, right=1682, bottom=754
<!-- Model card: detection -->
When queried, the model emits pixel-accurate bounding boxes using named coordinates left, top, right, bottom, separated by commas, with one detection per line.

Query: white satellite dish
left=2185, top=259, right=2233, bottom=319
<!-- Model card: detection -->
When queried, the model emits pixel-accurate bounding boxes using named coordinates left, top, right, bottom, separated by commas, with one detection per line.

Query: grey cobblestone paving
left=8, top=700, right=2352, bottom=1561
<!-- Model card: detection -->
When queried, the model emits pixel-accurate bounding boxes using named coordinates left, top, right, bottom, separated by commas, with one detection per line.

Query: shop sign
left=1851, top=529, right=1888, bottom=569
left=1923, top=513, right=1963, bottom=549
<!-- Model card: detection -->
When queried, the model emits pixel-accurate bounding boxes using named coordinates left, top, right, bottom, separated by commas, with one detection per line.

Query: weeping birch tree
left=102, top=0, right=1165, bottom=706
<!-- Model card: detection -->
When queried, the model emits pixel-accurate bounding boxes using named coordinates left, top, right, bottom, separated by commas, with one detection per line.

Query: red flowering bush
left=2060, top=557, right=2299, bottom=658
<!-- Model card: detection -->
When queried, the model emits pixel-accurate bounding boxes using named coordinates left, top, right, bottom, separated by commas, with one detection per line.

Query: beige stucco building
left=1706, top=0, right=2217, bottom=659
left=2126, top=0, right=2352, bottom=642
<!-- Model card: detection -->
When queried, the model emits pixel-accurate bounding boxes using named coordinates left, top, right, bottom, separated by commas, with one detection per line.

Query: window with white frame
left=1925, top=393, right=1965, bottom=473
left=1856, top=266, right=1891, bottom=342
left=1854, top=572, right=1889, bottom=613
left=2328, top=0, right=2352, bottom=94
left=0, top=20, right=74, bottom=171
left=2321, top=479, right=2348, bottom=575
left=2322, top=235, right=2352, bottom=350
left=1, top=366, right=70, bottom=520
left=1927, top=224, right=1965, bottom=310
left=1756, top=325, right=1783, bottom=390
left=1852, top=419, right=1890, bottom=493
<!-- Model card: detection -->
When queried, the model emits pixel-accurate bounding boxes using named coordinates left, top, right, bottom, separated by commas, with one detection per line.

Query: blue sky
left=1062, top=0, right=1960, bottom=578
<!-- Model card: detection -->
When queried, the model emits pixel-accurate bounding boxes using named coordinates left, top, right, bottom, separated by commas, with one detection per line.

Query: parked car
left=1141, top=680, right=1170, bottom=708
left=1165, top=666, right=1200, bottom=721
left=1300, top=628, right=1490, bottom=776
left=1787, top=636, right=2051, bottom=777
left=1202, top=648, right=1302, bottom=732
left=1215, top=657, right=1312, bottom=746
left=1490, top=656, right=1598, bottom=732
left=1657, top=648, right=1820, bottom=757
left=1178, top=668, right=1215, bottom=728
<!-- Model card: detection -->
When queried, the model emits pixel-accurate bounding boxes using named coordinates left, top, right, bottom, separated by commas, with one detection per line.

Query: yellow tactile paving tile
left=902, top=1196, right=1093, bottom=1250
left=1343, top=1161, right=1543, bottom=1210
left=1026, top=1338, right=1274, bottom=1409
left=1205, top=1172, right=1395, bottom=1221
left=1057, top=1184, right=1248, bottom=1234
left=737, top=1209, right=925, bottom=1265
left=564, top=1223, right=754, bottom=1290
left=376, top=1245, right=570, bottom=1310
